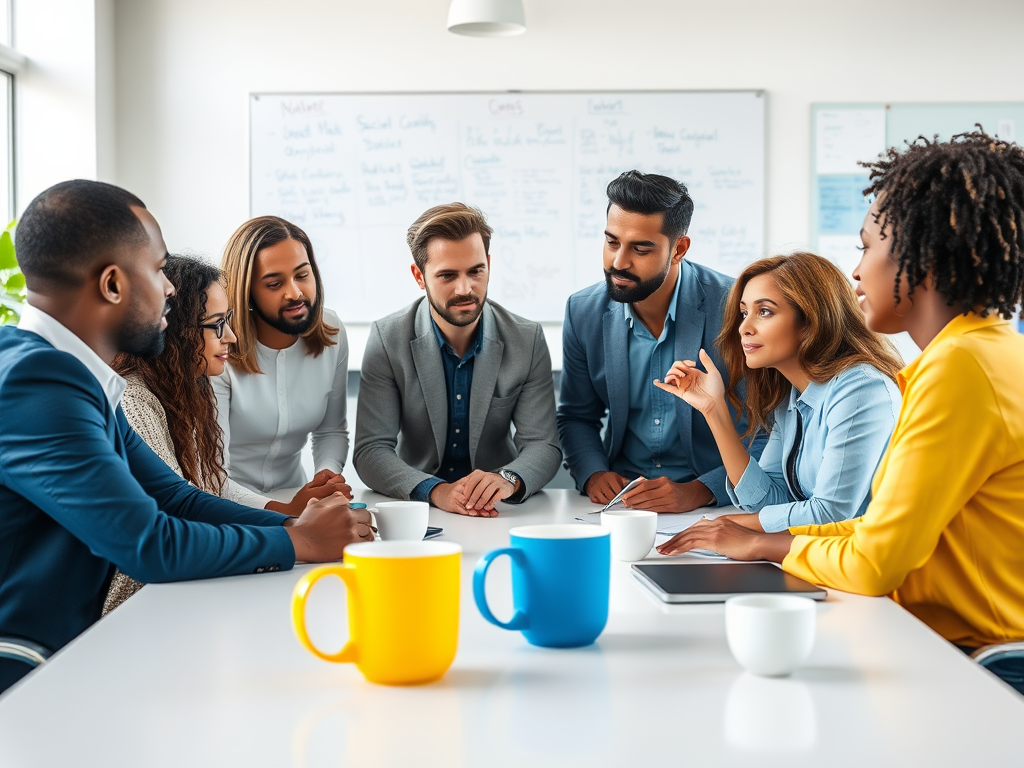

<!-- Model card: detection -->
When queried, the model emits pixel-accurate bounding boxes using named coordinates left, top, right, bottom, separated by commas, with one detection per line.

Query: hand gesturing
left=654, top=348, right=727, bottom=418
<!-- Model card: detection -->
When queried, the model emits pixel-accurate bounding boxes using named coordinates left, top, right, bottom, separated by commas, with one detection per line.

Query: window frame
left=0, top=12, right=25, bottom=223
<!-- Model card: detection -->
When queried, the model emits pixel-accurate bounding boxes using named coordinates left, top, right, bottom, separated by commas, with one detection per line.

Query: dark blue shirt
left=410, top=315, right=484, bottom=502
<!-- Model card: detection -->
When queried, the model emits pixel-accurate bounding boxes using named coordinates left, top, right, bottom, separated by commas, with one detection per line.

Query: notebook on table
left=632, top=562, right=827, bottom=603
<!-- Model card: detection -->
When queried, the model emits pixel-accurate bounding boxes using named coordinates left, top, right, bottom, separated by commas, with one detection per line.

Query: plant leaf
left=0, top=231, right=15, bottom=270
left=4, top=272, right=25, bottom=292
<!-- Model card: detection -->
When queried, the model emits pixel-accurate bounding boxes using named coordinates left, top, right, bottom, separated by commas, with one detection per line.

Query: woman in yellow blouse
left=657, top=130, right=1024, bottom=693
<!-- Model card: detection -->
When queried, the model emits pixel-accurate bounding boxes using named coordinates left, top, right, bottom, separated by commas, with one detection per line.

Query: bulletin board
left=810, top=102, right=1024, bottom=279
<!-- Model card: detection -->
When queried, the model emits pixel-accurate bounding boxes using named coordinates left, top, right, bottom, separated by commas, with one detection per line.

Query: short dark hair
left=862, top=129, right=1024, bottom=319
left=606, top=170, right=694, bottom=243
left=407, top=203, right=492, bottom=271
left=16, top=180, right=149, bottom=289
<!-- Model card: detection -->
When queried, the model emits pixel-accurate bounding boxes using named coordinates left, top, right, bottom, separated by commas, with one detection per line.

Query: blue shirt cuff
left=411, top=476, right=444, bottom=503
left=758, top=505, right=793, bottom=533
left=731, top=455, right=772, bottom=511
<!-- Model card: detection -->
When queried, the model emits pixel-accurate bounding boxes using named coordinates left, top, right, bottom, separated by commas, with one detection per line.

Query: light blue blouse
left=725, top=363, right=901, bottom=532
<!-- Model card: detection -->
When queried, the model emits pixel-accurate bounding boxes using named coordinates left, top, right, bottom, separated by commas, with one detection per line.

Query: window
left=0, top=0, right=23, bottom=224
left=0, top=70, right=11, bottom=222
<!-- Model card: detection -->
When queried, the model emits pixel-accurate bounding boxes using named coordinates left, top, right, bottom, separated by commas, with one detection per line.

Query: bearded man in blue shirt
left=557, top=170, right=766, bottom=512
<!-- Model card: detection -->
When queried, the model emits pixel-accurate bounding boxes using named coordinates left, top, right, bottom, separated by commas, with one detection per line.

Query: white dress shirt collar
left=17, top=303, right=127, bottom=409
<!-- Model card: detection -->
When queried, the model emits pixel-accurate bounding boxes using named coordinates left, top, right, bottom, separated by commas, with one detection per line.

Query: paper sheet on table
left=654, top=510, right=724, bottom=536
left=652, top=511, right=733, bottom=559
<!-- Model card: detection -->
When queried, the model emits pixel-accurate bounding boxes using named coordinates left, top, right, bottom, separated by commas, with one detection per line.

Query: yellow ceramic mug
left=291, top=541, right=462, bottom=685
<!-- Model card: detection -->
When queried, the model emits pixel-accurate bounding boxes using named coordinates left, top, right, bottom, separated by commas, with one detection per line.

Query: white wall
left=15, top=0, right=102, bottom=206
left=95, top=0, right=117, bottom=183
left=112, top=0, right=1024, bottom=366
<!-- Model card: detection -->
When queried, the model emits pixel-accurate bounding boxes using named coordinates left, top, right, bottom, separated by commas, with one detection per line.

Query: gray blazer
left=353, top=298, right=561, bottom=500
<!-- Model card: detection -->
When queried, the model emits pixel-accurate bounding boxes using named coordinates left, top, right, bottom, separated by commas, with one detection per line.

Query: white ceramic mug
left=370, top=501, right=429, bottom=542
left=600, top=509, right=657, bottom=561
left=725, top=594, right=817, bottom=676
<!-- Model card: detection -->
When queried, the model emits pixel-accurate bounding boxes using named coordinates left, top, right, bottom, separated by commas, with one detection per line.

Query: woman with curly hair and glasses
left=104, top=254, right=349, bottom=612
left=654, top=251, right=902, bottom=535
left=658, top=130, right=1024, bottom=693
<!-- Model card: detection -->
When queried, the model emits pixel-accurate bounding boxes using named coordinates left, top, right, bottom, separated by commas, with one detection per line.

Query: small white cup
left=725, top=594, right=817, bottom=676
left=370, top=501, right=429, bottom=542
left=600, top=509, right=657, bottom=561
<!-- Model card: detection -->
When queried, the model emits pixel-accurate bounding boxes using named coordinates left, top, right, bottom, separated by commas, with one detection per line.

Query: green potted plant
left=0, top=221, right=24, bottom=325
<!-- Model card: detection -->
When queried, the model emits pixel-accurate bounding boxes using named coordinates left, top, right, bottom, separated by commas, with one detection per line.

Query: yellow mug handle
left=291, top=564, right=359, bottom=664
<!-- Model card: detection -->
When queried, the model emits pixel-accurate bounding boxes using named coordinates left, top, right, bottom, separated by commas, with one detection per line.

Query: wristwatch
left=498, top=468, right=526, bottom=504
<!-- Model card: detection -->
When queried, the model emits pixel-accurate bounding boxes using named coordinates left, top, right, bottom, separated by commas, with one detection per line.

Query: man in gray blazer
left=558, top=171, right=766, bottom=512
left=354, top=203, right=561, bottom=516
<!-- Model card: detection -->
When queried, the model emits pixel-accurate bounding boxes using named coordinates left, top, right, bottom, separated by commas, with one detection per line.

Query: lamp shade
left=447, top=0, right=526, bottom=37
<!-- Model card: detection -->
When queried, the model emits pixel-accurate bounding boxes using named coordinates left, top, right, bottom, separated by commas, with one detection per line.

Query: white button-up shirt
left=212, top=308, right=349, bottom=494
left=17, top=304, right=127, bottom=409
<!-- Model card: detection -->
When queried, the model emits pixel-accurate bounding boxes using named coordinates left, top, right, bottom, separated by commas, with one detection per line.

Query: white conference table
left=0, top=489, right=1022, bottom=767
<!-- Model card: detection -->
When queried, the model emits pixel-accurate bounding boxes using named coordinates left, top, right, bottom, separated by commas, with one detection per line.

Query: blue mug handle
left=473, top=547, right=529, bottom=631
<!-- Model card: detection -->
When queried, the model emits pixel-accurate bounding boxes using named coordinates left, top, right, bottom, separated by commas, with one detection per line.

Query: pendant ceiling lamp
left=447, top=0, right=526, bottom=37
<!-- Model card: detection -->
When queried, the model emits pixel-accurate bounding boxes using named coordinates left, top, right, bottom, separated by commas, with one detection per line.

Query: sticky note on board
left=818, top=175, right=872, bottom=236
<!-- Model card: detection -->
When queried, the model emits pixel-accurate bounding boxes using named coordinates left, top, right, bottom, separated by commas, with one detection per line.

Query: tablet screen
left=632, top=562, right=827, bottom=603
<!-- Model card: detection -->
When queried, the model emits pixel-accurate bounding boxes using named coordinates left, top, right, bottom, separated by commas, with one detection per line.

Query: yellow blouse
left=783, top=313, right=1024, bottom=647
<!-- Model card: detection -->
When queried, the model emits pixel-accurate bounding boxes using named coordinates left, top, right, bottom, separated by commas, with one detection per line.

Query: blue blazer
left=0, top=328, right=295, bottom=691
left=557, top=260, right=766, bottom=504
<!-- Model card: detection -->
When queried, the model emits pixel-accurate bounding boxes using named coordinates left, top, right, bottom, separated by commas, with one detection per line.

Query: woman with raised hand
left=654, top=252, right=902, bottom=536
left=657, top=130, right=1024, bottom=692
left=105, top=254, right=349, bottom=613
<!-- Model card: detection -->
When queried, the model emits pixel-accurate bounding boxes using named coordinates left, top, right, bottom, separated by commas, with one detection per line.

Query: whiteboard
left=250, top=91, right=765, bottom=323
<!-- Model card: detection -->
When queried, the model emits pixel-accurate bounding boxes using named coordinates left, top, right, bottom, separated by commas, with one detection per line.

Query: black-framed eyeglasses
left=199, top=309, right=234, bottom=339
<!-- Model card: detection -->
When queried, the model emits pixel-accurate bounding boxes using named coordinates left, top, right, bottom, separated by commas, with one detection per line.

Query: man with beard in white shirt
left=214, top=217, right=351, bottom=499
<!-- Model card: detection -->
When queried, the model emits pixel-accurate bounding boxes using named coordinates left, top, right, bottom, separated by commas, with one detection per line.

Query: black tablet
left=632, top=562, right=827, bottom=603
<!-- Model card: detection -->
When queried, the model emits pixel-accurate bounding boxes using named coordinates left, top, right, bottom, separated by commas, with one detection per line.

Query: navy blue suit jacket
left=0, top=328, right=295, bottom=692
left=557, top=260, right=767, bottom=504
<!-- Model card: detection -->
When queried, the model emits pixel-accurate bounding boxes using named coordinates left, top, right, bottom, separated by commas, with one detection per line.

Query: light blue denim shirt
left=725, top=363, right=901, bottom=532
left=613, top=271, right=692, bottom=482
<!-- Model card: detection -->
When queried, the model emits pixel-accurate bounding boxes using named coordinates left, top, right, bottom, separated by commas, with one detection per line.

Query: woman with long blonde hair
left=656, top=251, right=902, bottom=534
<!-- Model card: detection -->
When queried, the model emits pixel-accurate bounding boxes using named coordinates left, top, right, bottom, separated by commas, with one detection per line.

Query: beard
left=604, top=258, right=672, bottom=304
left=118, top=300, right=167, bottom=358
left=426, top=286, right=485, bottom=328
left=252, top=295, right=319, bottom=336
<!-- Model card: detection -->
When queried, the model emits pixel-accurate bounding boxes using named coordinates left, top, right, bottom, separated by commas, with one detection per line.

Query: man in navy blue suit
left=557, top=171, right=766, bottom=512
left=0, top=180, right=374, bottom=695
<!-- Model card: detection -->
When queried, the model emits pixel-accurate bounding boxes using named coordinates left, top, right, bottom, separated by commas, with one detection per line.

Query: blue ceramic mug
left=473, top=524, right=610, bottom=648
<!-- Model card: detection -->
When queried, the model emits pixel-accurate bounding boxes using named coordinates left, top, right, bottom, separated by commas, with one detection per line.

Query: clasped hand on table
left=430, top=470, right=517, bottom=517
left=268, top=469, right=353, bottom=517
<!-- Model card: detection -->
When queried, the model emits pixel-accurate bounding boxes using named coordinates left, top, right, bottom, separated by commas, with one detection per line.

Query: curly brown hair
left=861, top=128, right=1024, bottom=319
left=718, top=252, right=904, bottom=438
left=114, top=254, right=227, bottom=493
